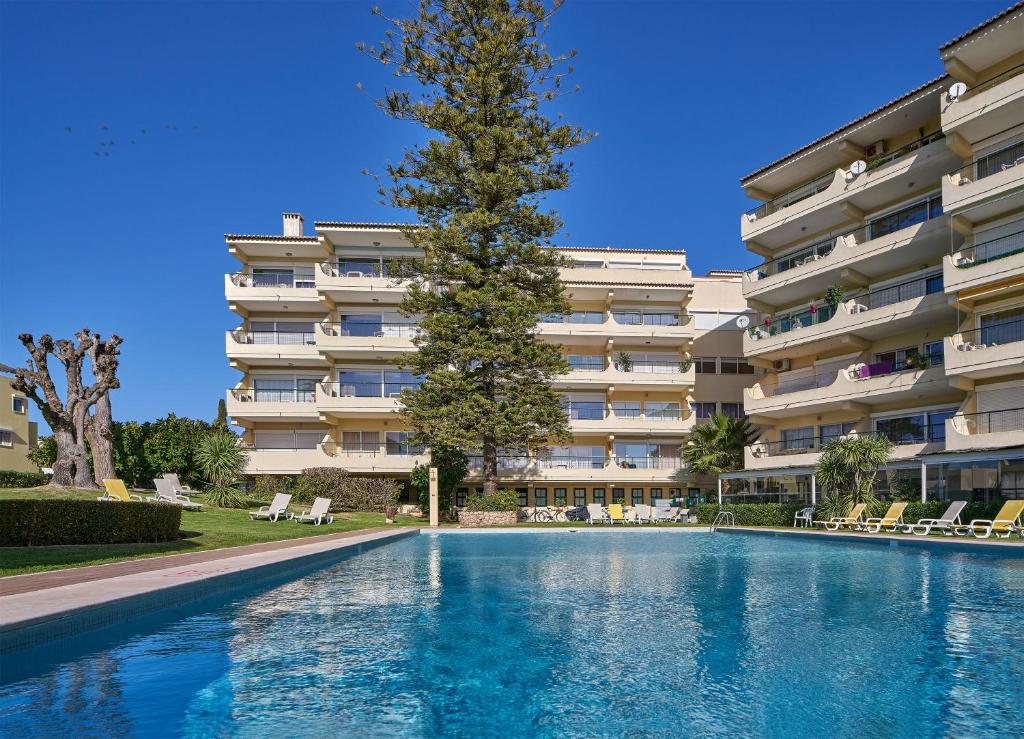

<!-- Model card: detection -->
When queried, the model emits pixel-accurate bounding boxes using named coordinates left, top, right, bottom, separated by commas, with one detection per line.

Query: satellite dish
left=948, top=81, right=967, bottom=100
left=849, top=160, right=867, bottom=176
left=736, top=315, right=751, bottom=329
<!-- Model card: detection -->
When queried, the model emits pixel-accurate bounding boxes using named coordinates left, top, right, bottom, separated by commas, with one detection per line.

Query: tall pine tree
left=364, top=0, right=590, bottom=495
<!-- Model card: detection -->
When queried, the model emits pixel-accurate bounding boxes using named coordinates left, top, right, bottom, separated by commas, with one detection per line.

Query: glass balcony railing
left=954, top=229, right=1024, bottom=269
left=230, top=271, right=315, bottom=288
left=320, top=320, right=421, bottom=338
left=231, top=388, right=316, bottom=403
left=612, top=457, right=681, bottom=470
left=319, top=381, right=423, bottom=398
left=536, top=456, right=606, bottom=470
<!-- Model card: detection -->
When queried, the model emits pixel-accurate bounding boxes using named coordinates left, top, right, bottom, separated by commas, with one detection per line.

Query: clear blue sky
left=0, top=0, right=1007, bottom=430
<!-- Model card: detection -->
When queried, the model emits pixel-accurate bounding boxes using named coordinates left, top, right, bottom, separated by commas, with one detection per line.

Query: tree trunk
left=52, top=427, right=77, bottom=487
left=86, top=393, right=116, bottom=485
left=481, top=434, right=498, bottom=497
left=71, top=408, right=94, bottom=489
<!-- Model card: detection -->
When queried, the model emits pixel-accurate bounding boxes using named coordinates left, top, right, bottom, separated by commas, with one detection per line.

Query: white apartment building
left=224, top=215, right=753, bottom=508
left=724, top=2, right=1024, bottom=505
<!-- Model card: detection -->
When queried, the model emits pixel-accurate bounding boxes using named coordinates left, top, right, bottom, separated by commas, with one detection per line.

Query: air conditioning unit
left=864, top=140, right=886, bottom=158
left=772, top=359, right=791, bottom=372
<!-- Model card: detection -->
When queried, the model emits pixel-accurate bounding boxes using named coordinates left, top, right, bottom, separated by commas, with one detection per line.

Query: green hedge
left=0, top=470, right=48, bottom=488
left=693, top=501, right=1002, bottom=527
left=465, top=489, right=520, bottom=512
left=0, top=499, right=182, bottom=546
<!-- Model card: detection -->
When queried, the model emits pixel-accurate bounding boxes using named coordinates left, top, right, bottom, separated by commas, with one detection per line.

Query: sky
left=0, top=0, right=1008, bottom=431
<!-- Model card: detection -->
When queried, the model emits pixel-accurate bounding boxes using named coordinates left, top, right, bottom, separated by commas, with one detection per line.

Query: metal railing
left=954, top=229, right=1024, bottom=269
left=320, top=320, right=421, bottom=338
left=610, top=407, right=683, bottom=420
left=611, top=313, right=682, bottom=327
left=536, top=456, right=607, bottom=470
left=231, top=387, right=316, bottom=403
left=229, top=271, right=315, bottom=288
left=953, top=62, right=1024, bottom=102
left=748, top=437, right=830, bottom=457
left=850, top=354, right=943, bottom=380
left=541, top=312, right=605, bottom=325
left=568, top=357, right=606, bottom=371
left=613, top=457, right=681, bottom=470
left=231, top=329, right=316, bottom=345
left=755, top=304, right=836, bottom=338
left=956, top=407, right=1024, bottom=436
left=950, top=138, right=1024, bottom=184
left=467, top=454, right=532, bottom=469
left=319, top=261, right=391, bottom=278
left=861, top=274, right=942, bottom=311
left=954, top=317, right=1024, bottom=349
left=319, top=381, right=422, bottom=398
left=864, top=131, right=944, bottom=172
left=745, top=170, right=836, bottom=220
left=614, top=360, right=688, bottom=373
left=563, top=402, right=606, bottom=420
left=761, top=369, right=841, bottom=398
left=710, top=511, right=734, bottom=532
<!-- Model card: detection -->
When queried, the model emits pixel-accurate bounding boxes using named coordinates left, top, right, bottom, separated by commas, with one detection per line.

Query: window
left=0, top=429, right=12, bottom=448
left=819, top=422, right=856, bottom=445
left=929, top=410, right=956, bottom=442
left=873, top=347, right=919, bottom=374
left=980, top=307, right=1024, bottom=345
left=456, top=488, right=468, bottom=507
left=646, top=402, right=681, bottom=420
left=721, top=402, right=743, bottom=419
left=875, top=415, right=926, bottom=444
left=249, top=320, right=316, bottom=345
left=631, top=488, right=644, bottom=505
left=612, top=401, right=641, bottom=419
left=719, top=357, right=754, bottom=375
left=253, top=375, right=318, bottom=403
left=925, top=274, right=943, bottom=295
left=573, top=488, right=586, bottom=506
left=592, top=488, right=606, bottom=505
left=12, top=397, right=27, bottom=414
left=611, top=487, right=625, bottom=504
left=554, top=488, right=567, bottom=506
left=568, top=311, right=604, bottom=325
left=342, top=431, right=380, bottom=454
left=254, top=430, right=322, bottom=450
left=924, top=341, right=944, bottom=367
left=386, top=431, right=423, bottom=456
left=612, top=310, right=642, bottom=325
left=568, top=354, right=604, bottom=371
left=695, top=357, right=717, bottom=374
left=534, top=487, right=548, bottom=506
left=518, top=488, right=528, bottom=507
left=781, top=427, right=815, bottom=451
left=561, top=394, right=604, bottom=420
left=337, top=314, right=384, bottom=338
left=337, top=369, right=383, bottom=397
left=650, top=488, right=663, bottom=502
left=337, top=257, right=388, bottom=277
left=691, top=401, right=716, bottom=420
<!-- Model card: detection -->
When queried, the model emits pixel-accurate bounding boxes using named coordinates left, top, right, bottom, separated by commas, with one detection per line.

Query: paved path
left=0, top=527, right=402, bottom=597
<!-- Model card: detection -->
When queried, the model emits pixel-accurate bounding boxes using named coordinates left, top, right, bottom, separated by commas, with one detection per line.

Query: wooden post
left=429, top=467, right=439, bottom=528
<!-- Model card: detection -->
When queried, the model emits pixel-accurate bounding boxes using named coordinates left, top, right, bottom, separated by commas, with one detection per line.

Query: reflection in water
left=1, top=533, right=1022, bottom=737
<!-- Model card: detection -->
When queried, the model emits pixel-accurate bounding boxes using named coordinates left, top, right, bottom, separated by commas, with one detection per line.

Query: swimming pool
left=1, top=531, right=1021, bottom=737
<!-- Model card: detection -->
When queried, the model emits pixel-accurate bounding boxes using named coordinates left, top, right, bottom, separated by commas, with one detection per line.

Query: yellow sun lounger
left=951, top=499, right=1024, bottom=539
left=822, top=503, right=867, bottom=531
left=862, top=502, right=908, bottom=533
left=99, top=478, right=148, bottom=502
left=607, top=503, right=625, bottom=524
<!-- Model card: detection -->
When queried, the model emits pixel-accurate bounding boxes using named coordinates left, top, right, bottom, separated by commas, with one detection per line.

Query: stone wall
left=457, top=510, right=518, bottom=527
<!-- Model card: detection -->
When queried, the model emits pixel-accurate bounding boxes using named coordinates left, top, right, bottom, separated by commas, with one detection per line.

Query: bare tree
left=0, top=329, right=122, bottom=488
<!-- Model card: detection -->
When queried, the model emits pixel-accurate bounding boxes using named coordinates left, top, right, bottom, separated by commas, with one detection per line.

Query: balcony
left=224, top=272, right=320, bottom=313
left=569, top=409, right=695, bottom=436
left=537, top=315, right=694, bottom=347
left=745, top=362, right=951, bottom=419
left=744, top=432, right=943, bottom=471
left=321, top=442, right=427, bottom=473
left=225, top=329, right=323, bottom=369
left=242, top=446, right=335, bottom=475
left=942, top=64, right=1024, bottom=145
left=942, top=139, right=1024, bottom=220
left=744, top=276, right=953, bottom=360
left=945, top=318, right=1024, bottom=379
left=559, top=264, right=693, bottom=304
left=553, top=361, right=695, bottom=391
left=315, top=382, right=409, bottom=418
left=742, top=207, right=950, bottom=309
left=315, top=320, right=418, bottom=359
left=742, top=134, right=957, bottom=251
left=462, top=454, right=685, bottom=482
left=946, top=407, right=1024, bottom=452
left=944, top=228, right=1024, bottom=294
left=315, top=262, right=406, bottom=304
left=225, top=388, right=320, bottom=422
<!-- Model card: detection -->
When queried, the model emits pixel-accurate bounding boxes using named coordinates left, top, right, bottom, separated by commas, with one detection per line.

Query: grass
left=0, top=487, right=423, bottom=577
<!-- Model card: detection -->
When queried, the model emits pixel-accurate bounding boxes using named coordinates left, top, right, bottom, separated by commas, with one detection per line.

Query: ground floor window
left=592, top=487, right=605, bottom=504
left=554, top=488, right=567, bottom=506
left=631, top=488, right=644, bottom=505
left=611, top=487, right=625, bottom=504
left=455, top=488, right=467, bottom=507
left=722, top=474, right=813, bottom=504
left=926, top=457, right=1024, bottom=504
left=517, top=488, right=528, bottom=507
left=650, top=488, right=663, bottom=502
left=573, top=488, right=586, bottom=506
left=534, top=487, right=548, bottom=506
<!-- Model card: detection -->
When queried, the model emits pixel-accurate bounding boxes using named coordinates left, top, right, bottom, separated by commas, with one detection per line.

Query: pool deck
left=720, top=526, right=1024, bottom=551
left=0, top=526, right=417, bottom=653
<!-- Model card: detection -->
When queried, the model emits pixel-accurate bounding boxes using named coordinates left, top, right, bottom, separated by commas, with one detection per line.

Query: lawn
left=0, top=487, right=423, bottom=577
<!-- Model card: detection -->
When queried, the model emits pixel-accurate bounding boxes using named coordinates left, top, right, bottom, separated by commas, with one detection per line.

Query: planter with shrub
left=458, top=489, right=520, bottom=526
left=0, top=499, right=181, bottom=546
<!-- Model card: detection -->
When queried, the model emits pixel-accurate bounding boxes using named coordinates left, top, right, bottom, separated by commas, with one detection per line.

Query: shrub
left=204, top=486, right=250, bottom=509
left=0, top=499, right=181, bottom=546
left=294, top=467, right=350, bottom=506
left=693, top=501, right=1004, bottom=527
left=350, top=477, right=402, bottom=512
left=251, top=474, right=295, bottom=503
left=0, top=470, right=48, bottom=488
left=465, top=489, right=520, bottom=512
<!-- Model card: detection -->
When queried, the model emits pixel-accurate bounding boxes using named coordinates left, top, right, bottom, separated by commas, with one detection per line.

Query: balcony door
left=980, top=307, right=1024, bottom=346
left=252, top=375, right=318, bottom=403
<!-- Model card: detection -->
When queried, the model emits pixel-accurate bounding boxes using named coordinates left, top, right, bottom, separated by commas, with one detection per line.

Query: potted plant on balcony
left=679, top=355, right=694, bottom=373
left=824, top=285, right=846, bottom=311
left=615, top=351, right=633, bottom=372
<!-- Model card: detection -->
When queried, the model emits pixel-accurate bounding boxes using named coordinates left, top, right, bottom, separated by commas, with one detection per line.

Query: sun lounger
left=901, top=500, right=966, bottom=536
left=821, top=503, right=867, bottom=531
left=674, top=507, right=691, bottom=522
left=99, top=479, right=147, bottom=502
left=607, top=503, right=625, bottom=524
left=250, top=493, right=293, bottom=522
left=652, top=501, right=676, bottom=522
left=586, top=504, right=608, bottom=524
left=162, top=473, right=193, bottom=495
left=793, top=507, right=814, bottom=528
left=154, top=478, right=203, bottom=511
left=633, top=504, right=653, bottom=524
left=950, top=499, right=1024, bottom=539
left=862, top=502, right=907, bottom=533
left=293, top=497, right=333, bottom=525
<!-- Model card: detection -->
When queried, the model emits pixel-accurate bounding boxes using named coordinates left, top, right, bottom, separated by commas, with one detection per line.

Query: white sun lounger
left=153, top=477, right=203, bottom=510
left=293, top=497, right=333, bottom=525
left=633, top=504, right=653, bottom=524
left=250, top=493, right=293, bottom=522
left=586, top=504, right=608, bottom=524
left=162, top=473, right=193, bottom=494
left=901, top=500, right=966, bottom=536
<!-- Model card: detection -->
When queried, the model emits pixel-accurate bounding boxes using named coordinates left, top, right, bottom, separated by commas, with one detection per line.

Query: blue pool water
left=1, top=531, right=1022, bottom=737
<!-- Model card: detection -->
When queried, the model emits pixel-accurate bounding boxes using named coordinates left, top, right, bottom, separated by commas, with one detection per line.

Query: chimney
left=282, top=212, right=304, bottom=237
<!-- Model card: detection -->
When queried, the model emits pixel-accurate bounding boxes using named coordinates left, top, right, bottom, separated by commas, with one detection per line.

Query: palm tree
left=195, top=431, right=249, bottom=507
left=682, top=414, right=757, bottom=486
left=815, top=434, right=893, bottom=519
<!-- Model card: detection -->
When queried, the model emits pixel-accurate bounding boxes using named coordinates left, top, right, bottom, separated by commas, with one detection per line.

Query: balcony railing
left=467, top=454, right=532, bottom=469
left=850, top=354, right=943, bottom=379
left=612, top=457, right=681, bottom=470
left=864, top=131, right=944, bottom=172
left=318, top=261, right=392, bottom=278
left=563, top=402, right=606, bottom=420
left=568, top=357, right=606, bottom=371
left=762, top=370, right=840, bottom=398
left=610, top=407, right=683, bottom=421
left=950, top=138, right=1024, bottom=185
left=956, top=407, right=1024, bottom=436
left=229, top=272, right=314, bottom=288
left=320, top=381, right=422, bottom=398
left=955, top=318, right=1024, bottom=349
left=953, top=62, right=1024, bottom=102
left=320, top=320, right=421, bottom=338
left=613, top=360, right=688, bottom=374
left=755, top=304, right=836, bottom=338
left=749, top=437, right=831, bottom=457
left=954, top=230, right=1024, bottom=269
left=231, top=329, right=316, bottom=345
left=536, top=456, right=607, bottom=470
left=744, top=171, right=835, bottom=220
left=861, top=274, right=942, bottom=311
left=231, top=388, right=315, bottom=403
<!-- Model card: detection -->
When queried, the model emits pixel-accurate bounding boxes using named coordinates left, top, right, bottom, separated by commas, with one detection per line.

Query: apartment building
left=224, top=215, right=752, bottom=507
left=724, top=2, right=1024, bottom=504
left=0, top=377, right=38, bottom=473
